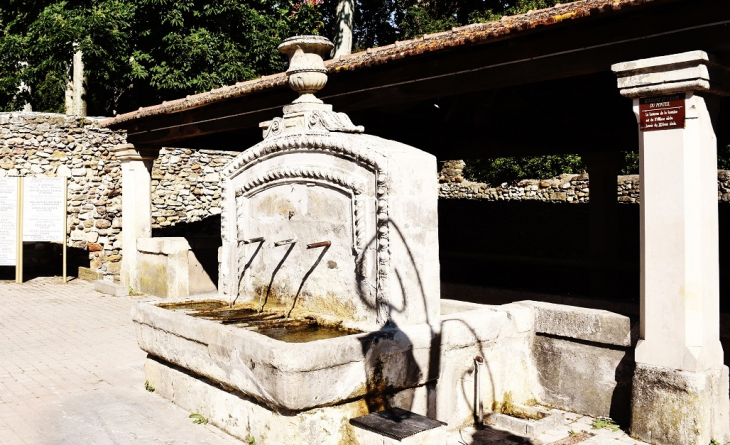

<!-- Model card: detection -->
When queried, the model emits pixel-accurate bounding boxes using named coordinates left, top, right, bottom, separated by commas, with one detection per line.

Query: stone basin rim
left=132, top=299, right=439, bottom=373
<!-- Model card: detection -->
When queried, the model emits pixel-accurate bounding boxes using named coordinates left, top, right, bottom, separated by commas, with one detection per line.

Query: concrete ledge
left=520, top=301, right=633, bottom=347
left=137, top=237, right=191, bottom=255
left=94, top=280, right=128, bottom=297
left=485, top=404, right=563, bottom=438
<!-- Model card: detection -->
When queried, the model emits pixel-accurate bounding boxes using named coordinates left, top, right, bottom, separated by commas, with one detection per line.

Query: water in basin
left=157, top=300, right=360, bottom=342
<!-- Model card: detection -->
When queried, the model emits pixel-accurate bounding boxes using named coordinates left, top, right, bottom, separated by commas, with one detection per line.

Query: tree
left=319, top=0, right=561, bottom=51
left=0, top=0, right=324, bottom=115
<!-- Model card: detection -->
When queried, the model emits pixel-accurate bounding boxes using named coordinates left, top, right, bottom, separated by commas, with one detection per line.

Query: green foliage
left=144, top=380, right=155, bottom=392
left=719, top=145, right=730, bottom=170
left=621, top=151, right=639, bottom=175
left=399, top=6, right=457, bottom=40
left=710, top=439, right=720, bottom=445
left=289, top=0, right=325, bottom=36
left=463, top=155, right=585, bottom=185
left=323, top=0, right=562, bottom=47
left=189, top=413, right=208, bottom=424
left=1, top=0, right=324, bottom=115
left=591, top=417, right=620, bottom=432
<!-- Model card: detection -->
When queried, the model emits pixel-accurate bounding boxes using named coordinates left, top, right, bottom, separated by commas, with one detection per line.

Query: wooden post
left=62, top=177, right=67, bottom=283
left=15, top=177, right=23, bottom=284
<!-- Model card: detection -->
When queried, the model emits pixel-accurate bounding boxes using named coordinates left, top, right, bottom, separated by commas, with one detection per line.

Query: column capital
left=612, top=50, right=730, bottom=98
left=111, top=144, right=160, bottom=162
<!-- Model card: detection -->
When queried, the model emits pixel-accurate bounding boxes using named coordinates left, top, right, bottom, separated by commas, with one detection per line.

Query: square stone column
left=111, top=144, right=159, bottom=292
left=613, top=51, right=730, bottom=445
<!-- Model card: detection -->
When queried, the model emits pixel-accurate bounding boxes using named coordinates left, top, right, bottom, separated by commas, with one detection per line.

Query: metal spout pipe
left=306, top=241, right=331, bottom=249
left=474, top=356, right=484, bottom=426
left=242, top=237, right=265, bottom=244
left=274, top=238, right=297, bottom=247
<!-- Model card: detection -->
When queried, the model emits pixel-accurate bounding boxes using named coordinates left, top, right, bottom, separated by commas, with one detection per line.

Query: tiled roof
left=101, top=0, right=661, bottom=128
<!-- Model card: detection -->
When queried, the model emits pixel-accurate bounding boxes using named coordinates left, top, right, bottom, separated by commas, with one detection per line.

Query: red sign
left=639, top=93, right=685, bottom=132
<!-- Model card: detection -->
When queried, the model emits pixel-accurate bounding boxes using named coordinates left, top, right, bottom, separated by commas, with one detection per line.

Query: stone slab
left=612, top=50, right=730, bottom=97
left=521, top=301, right=633, bottom=347
left=93, top=279, right=129, bottom=297
left=78, top=266, right=104, bottom=282
left=485, top=404, right=563, bottom=438
left=532, top=335, right=633, bottom=424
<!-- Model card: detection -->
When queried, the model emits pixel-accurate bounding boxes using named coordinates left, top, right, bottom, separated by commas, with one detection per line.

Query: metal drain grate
left=349, top=408, right=446, bottom=440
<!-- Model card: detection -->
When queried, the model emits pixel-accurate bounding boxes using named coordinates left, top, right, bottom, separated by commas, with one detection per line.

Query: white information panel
left=0, top=177, right=18, bottom=265
left=23, top=177, right=65, bottom=242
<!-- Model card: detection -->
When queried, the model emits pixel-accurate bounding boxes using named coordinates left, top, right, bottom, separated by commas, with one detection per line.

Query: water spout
left=243, top=237, right=265, bottom=244
left=274, top=238, right=297, bottom=247
left=306, top=241, right=331, bottom=249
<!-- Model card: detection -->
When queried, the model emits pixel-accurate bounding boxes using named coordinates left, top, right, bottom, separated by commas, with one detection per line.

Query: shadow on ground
left=452, top=425, right=536, bottom=444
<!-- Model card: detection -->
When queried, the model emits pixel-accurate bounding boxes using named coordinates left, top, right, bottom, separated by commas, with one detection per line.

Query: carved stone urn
left=278, top=35, right=334, bottom=104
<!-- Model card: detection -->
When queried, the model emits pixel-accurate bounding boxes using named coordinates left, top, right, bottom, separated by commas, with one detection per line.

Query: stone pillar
left=613, top=51, right=730, bottom=445
left=65, top=50, right=86, bottom=116
left=111, top=144, right=159, bottom=291
left=582, top=151, right=620, bottom=299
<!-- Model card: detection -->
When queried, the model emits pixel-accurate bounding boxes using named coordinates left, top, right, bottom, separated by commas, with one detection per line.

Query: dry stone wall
left=0, top=112, right=126, bottom=276
left=0, top=112, right=240, bottom=278
left=439, top=160, right=730, bottom=203
left=151, top=148, right=240, bottom=230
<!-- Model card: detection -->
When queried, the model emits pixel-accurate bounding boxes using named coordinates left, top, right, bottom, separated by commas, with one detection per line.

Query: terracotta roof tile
left=101, top=0, right=658, bottom=128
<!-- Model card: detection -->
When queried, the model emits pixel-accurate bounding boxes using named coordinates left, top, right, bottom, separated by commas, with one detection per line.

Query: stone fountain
left=132, top=35, right=536, bottom=444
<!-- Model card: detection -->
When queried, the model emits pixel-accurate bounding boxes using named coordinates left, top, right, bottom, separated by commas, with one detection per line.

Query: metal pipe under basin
left=474, top=356, right=484, bottom=427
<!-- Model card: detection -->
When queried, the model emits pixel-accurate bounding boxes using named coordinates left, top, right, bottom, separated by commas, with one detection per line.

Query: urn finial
left=260, top=35, right=363, bottom=138
left=278, top=35, right=334, bottom=104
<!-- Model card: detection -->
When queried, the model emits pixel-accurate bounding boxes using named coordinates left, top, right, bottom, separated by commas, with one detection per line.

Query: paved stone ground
left=0, top=277, right=237, bottom=445
left=0, top=277, right=646, bottom=445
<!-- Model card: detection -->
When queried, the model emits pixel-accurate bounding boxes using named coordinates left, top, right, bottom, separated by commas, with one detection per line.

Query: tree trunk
left=332, top=0, right=355, bottom=58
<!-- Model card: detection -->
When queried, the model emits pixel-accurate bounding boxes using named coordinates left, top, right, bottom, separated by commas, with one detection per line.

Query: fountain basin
left=132, top=298, right=439, bottom=413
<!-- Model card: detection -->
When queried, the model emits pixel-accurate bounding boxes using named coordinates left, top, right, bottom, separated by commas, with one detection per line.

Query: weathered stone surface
left=134, top=301, right=440, bottom=412
left=145, top=356, right=372, bottom=445
left=219, top=125, right=439, bottom=327
left=77, top=266, right=104, bottom=282
left=93, top=279, right=128, bottom=297
left=521, top=301, right=633, bottom=347
left=631, top=363, right=730, bottom=445
left=485, top=404, right=563, bottom=438
left=532, top=335, right=634, bottom=424
left=137, top=297, right=539, bottom=439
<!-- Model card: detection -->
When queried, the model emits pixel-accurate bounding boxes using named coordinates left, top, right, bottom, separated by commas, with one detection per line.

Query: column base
left=631, top=363, right=729, bottom=445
